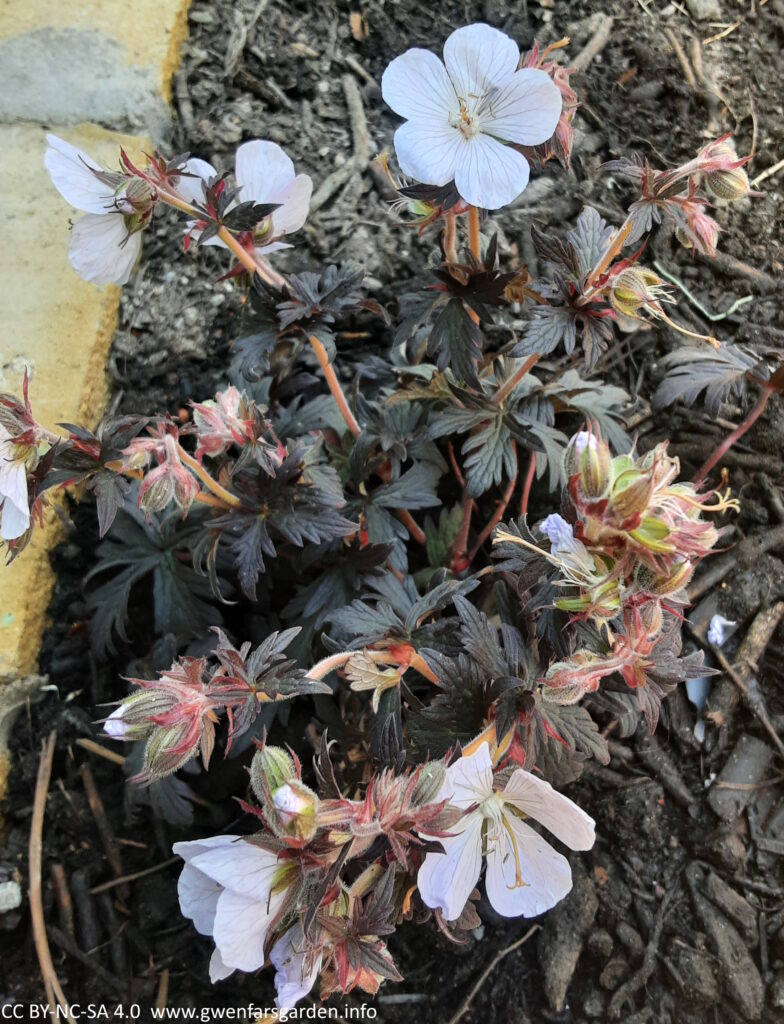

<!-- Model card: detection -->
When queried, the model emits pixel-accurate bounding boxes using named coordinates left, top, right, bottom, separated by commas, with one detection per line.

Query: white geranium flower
left=418, top=743, right=595, bottom=921
left=269, top=924, right=323, bottom=1010
left=0, top=423, right=30, bottom=541
left=178, top=140, right=312, bottom=258
left=381, top=23, right=562, bottom=210
left=44, top=134, right=147, bottom=285
left=174, top=835, right=294, bottom=982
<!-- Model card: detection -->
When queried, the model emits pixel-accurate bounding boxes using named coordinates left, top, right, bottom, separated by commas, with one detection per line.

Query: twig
left=311, top=161, right=357, bottom=212
left=89, top=856, right=181, bottom=895
left=156, top=968, right=170, bottom=1012
left=573, top=16, right=615, bottom=72
left=75, top=738, right=126, bottom=767
left=446, top=925, right=539, bottom=1024
left=703, top=21, right=740, bottom=45
left=652, top=260, right=752, bottom=322
left=50, top=864, right=75, bottom=939
left=608, top=887, right=676, bottom=1019
left=48, top=926, right=125, bottom=995
left=30, top=732, right=74, bottom=1024
left=80, top=763, right=128, bottom=900
left=664, top=28, right=698, bottom=90
left=752, top=157, right=784, bottom=188
left=342, top=74, right=370, bottom=166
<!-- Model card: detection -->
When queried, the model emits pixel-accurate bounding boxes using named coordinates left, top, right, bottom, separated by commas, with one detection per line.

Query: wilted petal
left=393, top=120, right=463, bottom=188
left=454, top=132, right=530, bottom=210
left=502, top=771, right=596, bottom=851
left=481, top=69, right=562, bottom=146
left=485, top=816, right=573, bottom=917
left=417, top=810, right=483, bottom=921
left=68, top=214, right=142, bottom=285
left=44, top=134, right=116, bottom=214
left=176, top=157, right=217, bottom=205
left=443, top=23, right=519, bottom=101
left=381, top=47, right=459, bottom=122
left=235, top=140, right=295, bottom=205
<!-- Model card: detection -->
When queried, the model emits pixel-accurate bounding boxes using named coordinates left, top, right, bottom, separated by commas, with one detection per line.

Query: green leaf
left=424, top=505, right=463, bottom=567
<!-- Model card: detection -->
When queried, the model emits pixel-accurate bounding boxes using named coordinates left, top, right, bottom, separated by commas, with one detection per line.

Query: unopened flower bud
left=705, top=166, right=751, bottom=201
left=635, top=559, right=693, bottom=596
left=250, top=745, right=295, bottom=803
left=638, top=598, right=663, bottom=636
left=271, top=781, right=318, bottom=841
left=610, top=268, right=665, bottom=321
left=608, top=469, right=654, bottom=523
left=564, top=430, right=612, bottom=499
left=412, top=762, right=446, bottom=805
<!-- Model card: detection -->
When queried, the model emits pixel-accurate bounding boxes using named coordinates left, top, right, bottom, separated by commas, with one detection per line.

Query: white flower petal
left=103, top=706, right=128, bottom=740
left=417, top=811, right=484, bottom=921
left=176, top=157, right=217, bottom=205
left=212, top=887, right=284, bottom=973
left=485, top=816, right=573, bottom=917
left=270, top=927, right=322, bottom=1010
left=254, top=240, right=292, bottom=257
left=68, top=214, right=142, bottom=285
left=209, top=947, right=235, bottom=983
left=393, top=120, right=463, bottom=188
left=188, top=840, right=281, bottom=900
left=173, top=835, right=243, bottom=865
left=176, top=862, right=223, bottom=937
left=381, top=48, right=459, bottom=122
left=502, top=770, right=596, bottom=851
left=454, top=133, right=530, bottom=210
left=445, top=743, right=494, bottom=807
left=1, top=494, right=29, bottom=540
left=44, top=134, right=116, bottom=214
left=481, top=69, right=562, bottom=146
left=443, top=23, right=520, bottom=102
left=269, top=173, right=312, bottom=238
left=0, top=459, right=29, bottom=540
left=235, top=140, right=295, bottom=205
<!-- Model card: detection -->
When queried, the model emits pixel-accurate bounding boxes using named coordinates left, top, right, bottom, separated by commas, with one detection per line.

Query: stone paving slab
left=0, top=123, right=150, bottom=681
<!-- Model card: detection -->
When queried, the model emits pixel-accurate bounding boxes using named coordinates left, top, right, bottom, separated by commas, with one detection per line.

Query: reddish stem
left=694, top=386, right=773, bottom=487
left=448, top=442, right=466, bottom=488
left=493, top=354, right=540, bottom=407
left=520, top=449, right=537, bottom=517
left=451, top=495, right=475, bottom=572
left=396, top=508, right=426, bottom=546
left=467, top=443, right=518, bottom=564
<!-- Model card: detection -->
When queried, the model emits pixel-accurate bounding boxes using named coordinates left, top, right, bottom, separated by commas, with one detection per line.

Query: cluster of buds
left=189, top=385, right=286, bottom=470
left=605, top=134, right=754, bottom=257
left=495, top=427, right=735, bottom=711
left=128, top=426, right=201, bottom=516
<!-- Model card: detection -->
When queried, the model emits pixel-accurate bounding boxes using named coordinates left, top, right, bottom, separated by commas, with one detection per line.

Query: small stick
left=608, top=887, right=675, bottom=1019
left=75, top=738, right=126, bottom=767
left=342, top=74, right=370, bottom=166
left=664, top=28, right=698, bottom=90
left=50, top=864, right=75, bottom=939
left=29, top=732, right=74, bottom=1024
left=89, top=856, right=181, bottom=895
left=447, top=925, right=539, bottom=1024
left=573, top=16, right=615, bottom=72
left=156, top=968, right=170, bottom=1012
left=752, top=157, right=784, bottom=188
left=80, top=763, right=128, bottom=900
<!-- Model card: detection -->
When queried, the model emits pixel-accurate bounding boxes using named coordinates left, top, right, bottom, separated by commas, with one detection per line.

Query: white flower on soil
left=173, top=835, right=293, bottom=983
left=417, top=743, right=595, bottom=921
left=0, top=424, right=30, bottom=541
left=179, top=141, right=312, bottom=258
left=269, top=923, right=323, bottom=1010
left=382, top=23, right=562, bottom=210
left=44, top=134, right=146, bottom=285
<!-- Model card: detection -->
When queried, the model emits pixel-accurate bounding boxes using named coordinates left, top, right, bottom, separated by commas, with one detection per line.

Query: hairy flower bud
left=608, top=469, right=654, bottom=523
left=250, top=745, right=296, bottom=803
left=564, top=430, right=612, bottom=499
left=705, top=165, right=751, bottom=202
left=610, top=268, right=667, bottom=321
left=272, top=781, right=319, bottom=841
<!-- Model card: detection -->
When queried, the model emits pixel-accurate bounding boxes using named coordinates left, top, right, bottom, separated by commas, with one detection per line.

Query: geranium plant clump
left=3, top=21, right=769, bottom=1011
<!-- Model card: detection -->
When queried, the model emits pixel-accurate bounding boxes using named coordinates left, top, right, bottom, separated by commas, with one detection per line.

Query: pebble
left=685, top=0, right=722, bottom=18
left=0, top=881, right=21, bottom=913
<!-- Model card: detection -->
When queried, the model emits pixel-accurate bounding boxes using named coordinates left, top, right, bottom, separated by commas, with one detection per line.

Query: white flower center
left=481, top=792, right=529, bottom=891
left=450, top=99, right=483, bottom=140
